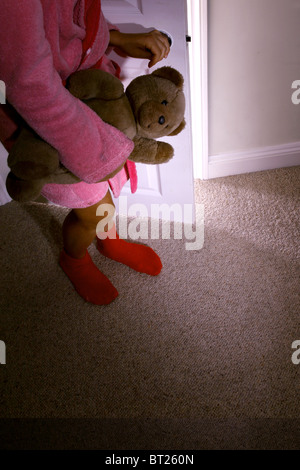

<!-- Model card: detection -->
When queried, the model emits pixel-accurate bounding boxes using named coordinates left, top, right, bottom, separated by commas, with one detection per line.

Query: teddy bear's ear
left=152, top=66, right=184, bottom=90
left=168, top=119, right=186, bottom=136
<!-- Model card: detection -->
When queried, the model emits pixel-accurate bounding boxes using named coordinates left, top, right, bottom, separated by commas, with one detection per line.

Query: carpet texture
left=0, top=166, right=299, bottom=449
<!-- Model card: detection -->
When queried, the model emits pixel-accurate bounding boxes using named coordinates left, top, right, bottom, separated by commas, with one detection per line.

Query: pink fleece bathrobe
left=0, top=0, right=137, bottom=208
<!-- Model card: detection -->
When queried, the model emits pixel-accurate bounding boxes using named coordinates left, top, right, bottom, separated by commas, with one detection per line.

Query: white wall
left=207, top=0, right=300, bottom=178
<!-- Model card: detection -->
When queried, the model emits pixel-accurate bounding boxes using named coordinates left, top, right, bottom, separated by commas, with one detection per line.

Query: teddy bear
left=6, top=66, right=186, bottom=202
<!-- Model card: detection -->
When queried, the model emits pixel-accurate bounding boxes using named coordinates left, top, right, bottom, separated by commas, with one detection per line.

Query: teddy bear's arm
left=129, top=136, right=174, bottom=164
left=67, top=69, right=125, bottom=101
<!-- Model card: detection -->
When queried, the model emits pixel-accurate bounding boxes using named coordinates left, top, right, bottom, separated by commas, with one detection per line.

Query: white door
left=102, top=0, right=195, bottom=222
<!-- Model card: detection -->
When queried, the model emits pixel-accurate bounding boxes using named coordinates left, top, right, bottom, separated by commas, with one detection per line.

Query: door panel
left=102, top=0, right=143, bottom=20
left=103, top=0, right=195, bottom=222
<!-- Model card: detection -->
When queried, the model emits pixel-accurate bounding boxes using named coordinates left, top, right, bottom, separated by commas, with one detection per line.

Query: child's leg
left=60, top=190, right=118, bottom=305
left=62, top=187, right=162, bottom=276
left=59, top=189, right=162, bottom=305
left=62, top=190, right=114, bottom=259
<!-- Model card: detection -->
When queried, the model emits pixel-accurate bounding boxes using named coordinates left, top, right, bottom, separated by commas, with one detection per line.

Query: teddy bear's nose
left=158, top=115, right=165, bottom=125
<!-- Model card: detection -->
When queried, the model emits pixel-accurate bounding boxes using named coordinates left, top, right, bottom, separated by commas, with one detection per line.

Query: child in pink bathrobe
left=0, top=0, right=170, bottom=305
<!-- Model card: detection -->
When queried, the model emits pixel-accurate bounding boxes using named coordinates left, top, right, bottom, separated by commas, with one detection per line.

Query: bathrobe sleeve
left=0, top=0, right=134, bottom=183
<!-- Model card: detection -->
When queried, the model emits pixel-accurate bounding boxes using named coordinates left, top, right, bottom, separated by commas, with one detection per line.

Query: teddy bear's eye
left=161, top=100, right=168, bottom=106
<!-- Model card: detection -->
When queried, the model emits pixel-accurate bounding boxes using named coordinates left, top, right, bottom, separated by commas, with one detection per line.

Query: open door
left=102, top=0, right=195, bottom=222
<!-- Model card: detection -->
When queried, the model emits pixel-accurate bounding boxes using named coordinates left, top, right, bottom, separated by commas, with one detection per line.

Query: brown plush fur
left=6, top=66, right=186, bottom=202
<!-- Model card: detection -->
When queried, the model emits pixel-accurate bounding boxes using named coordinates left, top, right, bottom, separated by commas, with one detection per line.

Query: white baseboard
left=207, top=141, right=300, bottom=179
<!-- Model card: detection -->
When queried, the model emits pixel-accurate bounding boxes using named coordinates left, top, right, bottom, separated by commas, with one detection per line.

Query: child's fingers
left=111, top=30, right=170, bottom=66
left=145, top=30, right=170, bottom=67
left=146, top=44, right=165, bottom=67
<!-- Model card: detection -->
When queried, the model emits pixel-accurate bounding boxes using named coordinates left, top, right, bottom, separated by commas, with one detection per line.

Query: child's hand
left=109, top=30, right=170, bottom=68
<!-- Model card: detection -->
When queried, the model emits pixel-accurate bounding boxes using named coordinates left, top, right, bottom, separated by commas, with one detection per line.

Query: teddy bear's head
left=125, top=66, right=186, bottom=139
left=6, top=66, right=186, bottom=202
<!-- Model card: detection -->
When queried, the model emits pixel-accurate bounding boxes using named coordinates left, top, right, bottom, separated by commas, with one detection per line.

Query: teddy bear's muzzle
left=137, top=102, right=170, bottom=137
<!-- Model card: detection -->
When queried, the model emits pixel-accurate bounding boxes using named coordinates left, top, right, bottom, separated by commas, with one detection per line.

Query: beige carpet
left=0, top=166, right=299, bottom=449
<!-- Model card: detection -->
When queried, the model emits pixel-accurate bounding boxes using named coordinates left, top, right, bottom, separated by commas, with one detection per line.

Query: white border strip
left=187, top=0, right=208, bottom=180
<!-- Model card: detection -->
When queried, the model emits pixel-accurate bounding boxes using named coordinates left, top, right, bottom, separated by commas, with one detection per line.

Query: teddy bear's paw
left=6, top=172, right=44, bottom=202
left=155, top=141, right=174, bottom=164
left=128, top=137, right=174, bottom=164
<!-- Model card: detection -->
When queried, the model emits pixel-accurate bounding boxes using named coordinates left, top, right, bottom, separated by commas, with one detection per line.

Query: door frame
left=186, top=0, right=208, bottom=180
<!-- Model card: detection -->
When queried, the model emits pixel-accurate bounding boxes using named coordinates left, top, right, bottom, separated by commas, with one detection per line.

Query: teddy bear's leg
left=7, top=127, right=60, bottom=180
left=129, top=136, right=174, bottom=164
left=6, top=172, right=45, bottom=202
